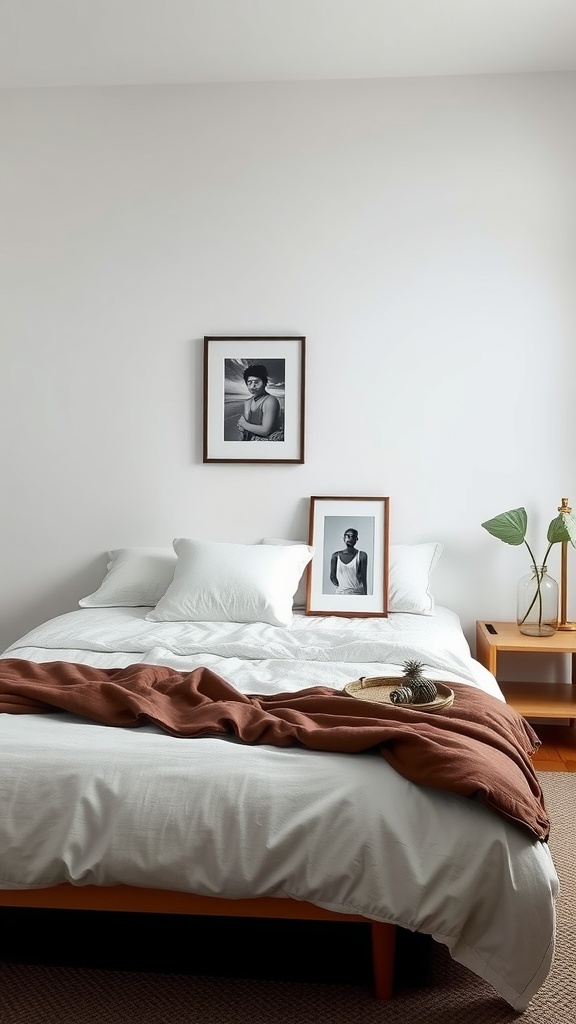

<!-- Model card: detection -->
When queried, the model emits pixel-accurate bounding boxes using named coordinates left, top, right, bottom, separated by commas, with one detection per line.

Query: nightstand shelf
left=476, top=621, right=576, bottom=722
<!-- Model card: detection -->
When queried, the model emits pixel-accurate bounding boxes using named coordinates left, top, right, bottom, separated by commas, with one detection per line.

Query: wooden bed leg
left=370, top=921, right=396, bottom=999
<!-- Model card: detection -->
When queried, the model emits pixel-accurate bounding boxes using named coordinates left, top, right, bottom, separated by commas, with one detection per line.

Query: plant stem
left=520, top=541, right=553, bottom=627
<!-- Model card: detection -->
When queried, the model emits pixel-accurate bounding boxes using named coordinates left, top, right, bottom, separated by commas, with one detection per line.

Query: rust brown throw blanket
left=0, top=659, right=548, bottom=840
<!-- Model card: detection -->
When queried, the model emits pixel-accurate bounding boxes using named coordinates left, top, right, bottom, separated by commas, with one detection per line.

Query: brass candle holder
left=557, top=497, right=576, bottom=630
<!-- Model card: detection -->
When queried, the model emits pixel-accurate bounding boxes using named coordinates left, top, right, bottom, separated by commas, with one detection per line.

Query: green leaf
left=547, top=513, right=576, bottom=547
left=481, top=508, right=528, bottom=546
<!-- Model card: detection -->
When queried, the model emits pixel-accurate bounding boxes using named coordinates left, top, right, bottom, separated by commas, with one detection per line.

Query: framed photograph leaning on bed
left=306, top=496, right=390, bottom=617
left=203, top=335, right=306, bottom=464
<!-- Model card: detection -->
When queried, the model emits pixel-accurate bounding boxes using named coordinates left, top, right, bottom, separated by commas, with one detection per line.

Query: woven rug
left=0, top=771, right=574, bottom=1024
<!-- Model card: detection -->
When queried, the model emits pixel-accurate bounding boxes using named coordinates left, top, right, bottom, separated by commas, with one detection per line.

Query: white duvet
left=0, top=607, right=559, bottom=1011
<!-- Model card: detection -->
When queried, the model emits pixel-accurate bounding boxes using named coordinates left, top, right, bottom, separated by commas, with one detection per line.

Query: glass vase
left=517, top=565, right=558, bottom=636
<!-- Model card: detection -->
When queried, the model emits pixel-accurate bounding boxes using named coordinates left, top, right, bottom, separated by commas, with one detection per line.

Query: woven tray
left=344, top=676, right=455, bottom=711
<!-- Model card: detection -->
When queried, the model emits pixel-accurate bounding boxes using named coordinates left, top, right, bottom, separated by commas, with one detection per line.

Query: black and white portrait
left=203, top=336, right=305, bottom=464
left=322, top=516, right=375, bottom=596
left=223, top=358, right=285, bottom=443
left=306, top=496, right=389, bottom=618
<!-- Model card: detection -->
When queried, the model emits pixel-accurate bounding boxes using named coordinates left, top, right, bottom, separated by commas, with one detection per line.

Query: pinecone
left=411, top=679, right=438, bottom=703
left=401, top=660, right=438, bottom=704
left=389, top=685, right=414, bottom=704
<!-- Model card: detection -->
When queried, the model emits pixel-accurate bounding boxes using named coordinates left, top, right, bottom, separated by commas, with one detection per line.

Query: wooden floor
left=531, top=723, right=576, bottom=772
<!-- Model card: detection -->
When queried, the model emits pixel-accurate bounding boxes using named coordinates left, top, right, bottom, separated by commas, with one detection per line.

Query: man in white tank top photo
left=329, top=529, right=368, bottom=595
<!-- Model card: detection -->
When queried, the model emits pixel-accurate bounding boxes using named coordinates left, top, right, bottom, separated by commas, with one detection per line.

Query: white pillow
left=79, top=548, right=177, bottom=608
left=259, top=537, right=310, bottom=607
left=146, top=538, right=314, bottom=627
left=389, top=542, right=444, bottom=615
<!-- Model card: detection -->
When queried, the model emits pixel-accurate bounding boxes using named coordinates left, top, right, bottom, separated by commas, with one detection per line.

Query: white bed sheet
left=0, top=607, right=559, bottom=1011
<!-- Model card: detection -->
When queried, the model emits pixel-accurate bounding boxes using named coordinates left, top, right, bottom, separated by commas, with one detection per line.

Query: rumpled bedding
left=0, top=606, right=559, bottom=1011
left=0, top=658, right=548, bottom=840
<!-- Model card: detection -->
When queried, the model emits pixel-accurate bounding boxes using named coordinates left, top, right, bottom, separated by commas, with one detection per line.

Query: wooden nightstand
left=476, top=621, right=576, bottom=723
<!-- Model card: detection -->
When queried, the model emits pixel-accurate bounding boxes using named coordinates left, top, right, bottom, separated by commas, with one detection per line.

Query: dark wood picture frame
left=203, top=336, right=306, bottom=464
left=306, top=496, right=390, bottom=617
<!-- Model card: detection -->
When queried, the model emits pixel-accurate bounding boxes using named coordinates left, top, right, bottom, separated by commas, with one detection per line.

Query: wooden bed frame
left=0, top=885, right=396, bottom=998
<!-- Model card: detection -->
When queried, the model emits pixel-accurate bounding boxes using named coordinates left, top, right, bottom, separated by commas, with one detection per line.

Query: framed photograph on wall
left=306, top=496, right=390, bottom=617
left=203, top=336, right=306, bottom=464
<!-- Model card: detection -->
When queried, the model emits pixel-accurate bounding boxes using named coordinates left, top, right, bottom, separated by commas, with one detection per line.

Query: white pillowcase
left=259, top=537, right=310, bottom=608
left=79, top=548, right=177, bottom=608
left=146, top=538, right=314, bottom=627
left=388, top=542, right=443, bottom=615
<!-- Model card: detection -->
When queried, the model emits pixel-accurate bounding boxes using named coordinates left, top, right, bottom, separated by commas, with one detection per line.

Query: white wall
left=1, top=74, right=575, bottom=652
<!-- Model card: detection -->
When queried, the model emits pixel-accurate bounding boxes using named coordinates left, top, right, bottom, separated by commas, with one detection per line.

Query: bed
left=0, top=540, right=559, bottom=1011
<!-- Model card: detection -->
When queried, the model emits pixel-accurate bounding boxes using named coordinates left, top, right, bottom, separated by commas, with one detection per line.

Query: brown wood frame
left=306, top=496, right=390, bottom=617
left=0, top=885, right=396, bottom=998
left=203, top=336, right=306, bottom=464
